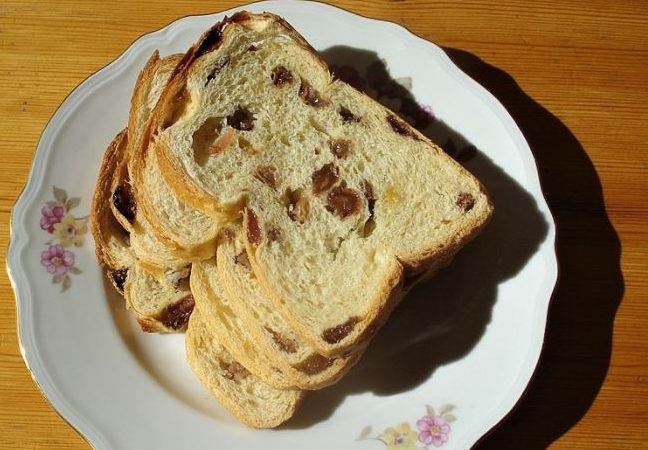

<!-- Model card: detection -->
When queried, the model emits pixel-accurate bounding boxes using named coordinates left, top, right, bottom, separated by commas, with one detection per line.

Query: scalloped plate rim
left=7, top=1, right=558, bottom=449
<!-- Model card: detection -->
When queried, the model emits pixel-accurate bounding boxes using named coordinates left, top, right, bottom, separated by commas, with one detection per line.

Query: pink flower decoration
left=41, top=244, right=75, bottom=276
left=416, top=416, right=451, bottom=447
left=40, top=205, right=65, bottom=233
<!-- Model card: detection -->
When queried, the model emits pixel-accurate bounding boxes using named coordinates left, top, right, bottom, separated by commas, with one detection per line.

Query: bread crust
left=91, top=129, right=130, bottom=272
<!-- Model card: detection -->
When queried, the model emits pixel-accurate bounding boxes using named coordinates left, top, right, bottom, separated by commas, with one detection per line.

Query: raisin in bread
left=128, top=51, right=222, bottom=261
left=150, top=12, right=493, bottom=356
left=186, top=309, right=303, bottom=428
left=91, top=130, right=194, bottom=332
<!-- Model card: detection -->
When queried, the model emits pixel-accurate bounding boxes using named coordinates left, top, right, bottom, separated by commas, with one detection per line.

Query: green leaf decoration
left=443, top=414, right=457, bottom=423
left=46, top=201, right=62, bottom=208
left=61, top=275, right=71, bottom=292
left=425, top=405, right=436, bottom=417
left=66, top=197, right=81, bottom=211
left=69, top=267, right=82, bottom=275
left=439, top=404, right=456, bottom=415
left=52, top=274, right=63, bottom=284
left=53, top=186, right=67, bottom=204
left=357, top=425, right=372, bottom=440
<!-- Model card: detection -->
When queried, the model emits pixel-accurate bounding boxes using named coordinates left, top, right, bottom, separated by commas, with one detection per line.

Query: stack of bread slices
left=91, top=11, right=493, bottom=428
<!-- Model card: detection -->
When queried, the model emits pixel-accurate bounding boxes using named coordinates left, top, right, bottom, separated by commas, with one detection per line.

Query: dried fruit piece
left=294, top=354, right=334, bottom=375
left=312, top=163, right=339, bottom=195
left=286, top=189, right=310, bottom=224
left=246, top=208, right=262, bottom=245
left=234, top=251, right=251, bottom=270
left=299, top=81, right=328, bottom=107
left=265, top=327, right=298, bottom=353
left=254, top=165, right=278, bottom=190
left=339, top=106, right=360, bottom=123
left=387, top=114, right=419, bottom=140
left=223, top=361, right=248, bottom=381
left=271, top=65, right=294, bottom=86
left=328, top=138, right=351, bottom=159
left=360, top=180, right=376, bottom=237
left=238, top=137, right=257, bottom=155
left=322, top=317, right=358, bottom=344
left=361, top=180, right=376, bottom=218
left=209, top=128, right=236, bottom=155
left=205, top=56, right=229, bottom=85
left=160, top=295, right=195, bottom=330
left=326, top=185, right=362, bottom=218
left=137, top=319, right=158, bottom=333
left=196, top=26, right=223, bottom=57
left=227, top=107, right=255, bottom=130
left=112, top=184, right=136, bottom=223
left=219, top=227, right=236, bottom=242
left=111, top=268, right=128, bottom=292
left=267, top=225, right=282, bottom=242
left=192, top=117, right=224, bottom=155
left=456, top=192, right=475, bottom=212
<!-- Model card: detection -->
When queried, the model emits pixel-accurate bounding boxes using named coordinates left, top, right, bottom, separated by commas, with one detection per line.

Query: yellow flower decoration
left=383, top=422, right=418, bottom=450
left=53, top=214, right=87, bottom=247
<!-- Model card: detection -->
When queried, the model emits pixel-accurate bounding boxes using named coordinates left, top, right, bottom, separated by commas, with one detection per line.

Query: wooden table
left=1, top=1, right=646, bottom=448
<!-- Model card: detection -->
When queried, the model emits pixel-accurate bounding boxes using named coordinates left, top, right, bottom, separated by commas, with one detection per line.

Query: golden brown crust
left=108, top=136, right=136, bottom=233
left=91, top=129, right=129, bottom=271
left=127, top=50, right=162, bottom=169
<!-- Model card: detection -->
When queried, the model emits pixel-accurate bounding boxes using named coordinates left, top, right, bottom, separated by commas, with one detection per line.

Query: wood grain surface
left=1, top=1, right=646, bottom=448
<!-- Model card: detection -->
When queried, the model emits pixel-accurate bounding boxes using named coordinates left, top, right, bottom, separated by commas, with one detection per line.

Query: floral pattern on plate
left=357, top=404, right=457, bottom=449
left=39, top=186, right=88, bottom=292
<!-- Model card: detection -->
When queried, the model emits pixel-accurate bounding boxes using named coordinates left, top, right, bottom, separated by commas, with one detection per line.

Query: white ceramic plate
left=7, top=2, right=557, bottom=449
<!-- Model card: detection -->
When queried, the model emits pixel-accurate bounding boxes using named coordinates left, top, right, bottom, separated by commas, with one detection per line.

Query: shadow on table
left=441, top=48, right=624, bottom=448
left=286, top=46, right=550, bottom=429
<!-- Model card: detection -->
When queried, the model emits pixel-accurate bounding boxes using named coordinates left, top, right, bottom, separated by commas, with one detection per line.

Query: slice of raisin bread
left=186, top=309, right=303, bottom=428
left=91, top=130, right=194, bottom=332
left=215, top=228, right=361, bottom=389
left=150, top=12, right=493, bottom=356
left=128, top=51, right=222, bottom=261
